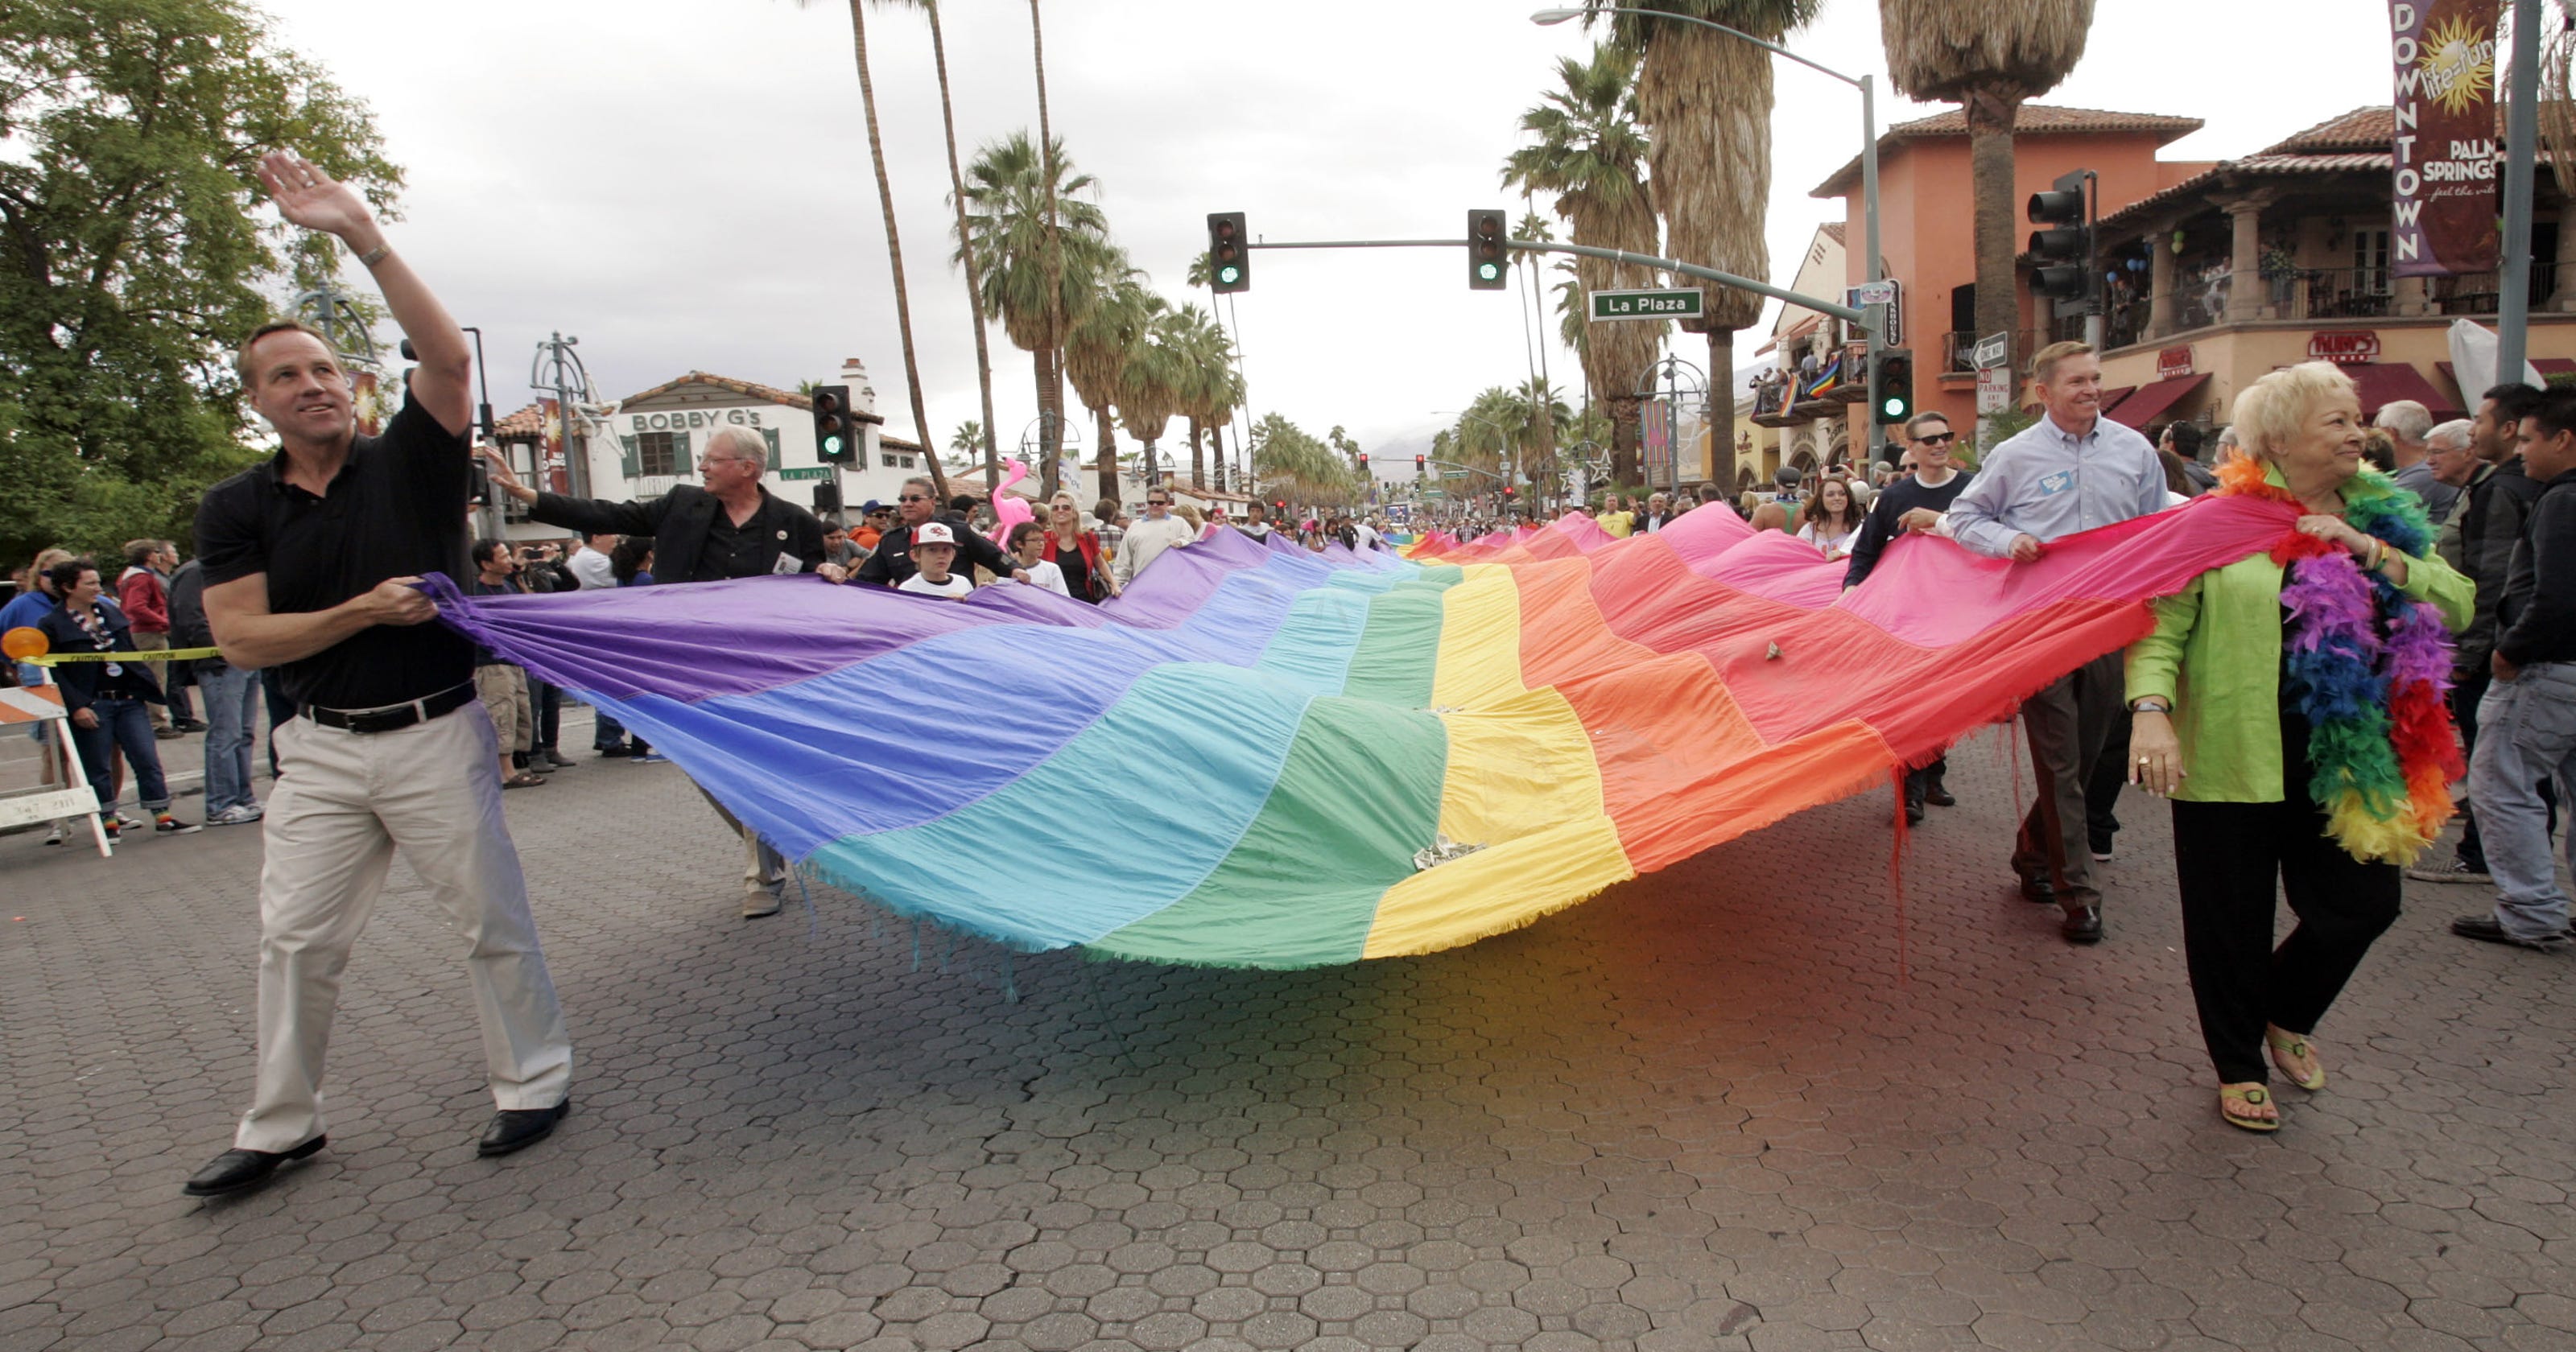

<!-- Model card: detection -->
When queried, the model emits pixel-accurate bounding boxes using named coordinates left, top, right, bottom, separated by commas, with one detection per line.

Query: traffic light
left=1870, top=348, right=1916, bottom=426
left=814, top=481, right=842, bottom=515
left=2027, top=175, right=2091, bottom=303
left=1468, top=209, right=1508, bottom=290
left=1207, top=212, right=1249, bottom=294
left=1414, top=454, right=1426, bottom=476
left=811, top=384, right=856, bottom=464
left=1356, top=451, right=1368, bottom=473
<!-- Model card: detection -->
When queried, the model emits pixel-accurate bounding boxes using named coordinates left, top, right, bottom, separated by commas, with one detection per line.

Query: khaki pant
left=233, top=700, right=571, bottom=1152
left=133, top=629, right=171, bottom=729
left=473, top=663, right=533, bottom=755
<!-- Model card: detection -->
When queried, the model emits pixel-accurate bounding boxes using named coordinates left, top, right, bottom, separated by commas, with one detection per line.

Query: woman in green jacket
left=2127, top=361, right=2474, bottom=1132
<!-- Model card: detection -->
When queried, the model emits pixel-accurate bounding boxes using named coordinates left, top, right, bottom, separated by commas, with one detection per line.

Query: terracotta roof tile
left=491, top=403, right=544, bottom=439
left=1812, top=104, right=2203, bottom=196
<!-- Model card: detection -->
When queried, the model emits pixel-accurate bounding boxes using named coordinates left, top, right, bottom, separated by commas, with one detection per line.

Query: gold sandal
left=2219, top=1082, right=2280, bottom=1131
left=2264, top=1028, right=2326, bottom=1091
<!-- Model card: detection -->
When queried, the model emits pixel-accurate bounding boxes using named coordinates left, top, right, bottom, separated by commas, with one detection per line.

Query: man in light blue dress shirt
left=1947, top=341, right=2169, bottom=945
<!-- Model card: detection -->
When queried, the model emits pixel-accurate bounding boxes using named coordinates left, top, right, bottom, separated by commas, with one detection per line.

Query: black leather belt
left=303, top=682, right=476, bottom=734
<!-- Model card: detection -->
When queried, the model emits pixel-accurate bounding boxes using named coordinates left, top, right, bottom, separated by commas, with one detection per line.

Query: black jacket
left=854, top=520, right=1020, bottom=587
left=530, top=485, right=826, bottom=583
left=2496, top=467, right=2576, bottom=668
left=36, top=600, right=165, bottom=713
left=2438, top=457, right=2547, bottom=673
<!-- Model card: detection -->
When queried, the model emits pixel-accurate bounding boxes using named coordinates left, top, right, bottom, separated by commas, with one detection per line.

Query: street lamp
left=1634, top=356, right=1706, bottom=499
left=1532, top=5, right=1885, bottom=460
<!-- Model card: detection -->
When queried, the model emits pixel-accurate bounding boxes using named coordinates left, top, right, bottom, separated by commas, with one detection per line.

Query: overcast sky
left=261, top=0, right=2390, bottom=467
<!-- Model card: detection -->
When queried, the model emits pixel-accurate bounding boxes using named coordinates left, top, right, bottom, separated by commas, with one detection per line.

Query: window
left=881, top=452, right=900, bottom=468
left=2354, top=228, right=2392, bottom=295
left=637, top=430, right=688, bottom=476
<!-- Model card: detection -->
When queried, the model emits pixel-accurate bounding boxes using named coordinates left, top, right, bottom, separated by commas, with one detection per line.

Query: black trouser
left=2454, top=670, right=2558, bottom=871
left=530, top=677, right=561, bottom=752
left=2086, top=716, right=2129, bottom=843
left=2171, top=796, right=2400, bottom=1086
left=1903, top=755, right=1948, bottom=810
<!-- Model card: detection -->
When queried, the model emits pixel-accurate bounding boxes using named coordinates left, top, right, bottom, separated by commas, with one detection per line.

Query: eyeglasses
left=1914, top=432, right=1955, bottom=446
left=1147, top=499, right=1170, bottom=506
left=898, top=494, right=931, bottom=502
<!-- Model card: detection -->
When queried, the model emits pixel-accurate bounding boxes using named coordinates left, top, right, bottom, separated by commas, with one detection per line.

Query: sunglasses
left=1914, top=432, right=1955, bottom=446
left=898, top=494, right=931, bottom=502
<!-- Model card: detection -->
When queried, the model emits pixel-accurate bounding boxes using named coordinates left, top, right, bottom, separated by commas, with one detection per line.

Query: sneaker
left=152, top=725, right=185, bottom=740
left=206, top=803, right=265, bottom=826
left=43, top=822, right=64, bottom=846
left=596, top=744, right=632, bottom=759
left=154, top=814, right=201, bottom=835
left=2089, top=829, right=2116, bottom=863
left=102, top=818, right=121, bottom=842
left=2406, top=859, right=2492, bottom=884
left=114, top=812, right=145, bottom=831
left=2450, top=914, right=2570, bottom=953
left=630, top=752, right=669, bottom=765
left=173, top=719, right=209, bottom=733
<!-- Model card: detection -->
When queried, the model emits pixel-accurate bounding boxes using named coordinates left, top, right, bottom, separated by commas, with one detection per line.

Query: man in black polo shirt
left=855, top=474, right=1027, bottom=587
left=1843, top=410, right=1977, bottom=825
left=182, top=151, right=572, bottom=1199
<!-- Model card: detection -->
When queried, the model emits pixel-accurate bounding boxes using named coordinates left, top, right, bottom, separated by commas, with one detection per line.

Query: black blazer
left=530, top=484, right=826, bottom=583
left=36, top=600, right=165, bottom=713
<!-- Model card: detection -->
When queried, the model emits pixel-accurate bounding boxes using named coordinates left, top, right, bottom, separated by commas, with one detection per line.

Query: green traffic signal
left=1218, top=263, right=1241, bottom=286
left=822, top=435, right=844, bottom=456
left=1477, top=262, right=1501, bottom=282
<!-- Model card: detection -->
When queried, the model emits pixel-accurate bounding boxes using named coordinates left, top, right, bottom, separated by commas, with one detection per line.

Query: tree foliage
left=0, top=0, right=401, bottom=567
left=1249, top=413, right=1360, bottom=509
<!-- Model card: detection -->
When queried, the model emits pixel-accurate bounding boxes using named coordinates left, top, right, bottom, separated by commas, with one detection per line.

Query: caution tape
left=26, top=646, right=225, bottom=666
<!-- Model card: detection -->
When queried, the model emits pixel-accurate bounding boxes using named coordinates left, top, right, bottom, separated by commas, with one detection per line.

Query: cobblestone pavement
left=4, top=719, right=2574, bottom=1352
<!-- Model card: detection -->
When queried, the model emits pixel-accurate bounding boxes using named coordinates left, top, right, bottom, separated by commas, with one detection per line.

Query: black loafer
left=2062, top=905, right=2104, bottom=945
left=2019, top=876, right=2056, bottom=905
left=183, top=1135, right=324, bottom=1197
left=478, top=1100, right=570, bottom=1157
left=1925, top=784, right=1956, bottom=807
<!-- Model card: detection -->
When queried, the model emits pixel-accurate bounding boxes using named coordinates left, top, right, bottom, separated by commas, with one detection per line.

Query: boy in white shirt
left=895, top=522, right=975, bottom=598
left=1008, top=522, right=1071, bottom=596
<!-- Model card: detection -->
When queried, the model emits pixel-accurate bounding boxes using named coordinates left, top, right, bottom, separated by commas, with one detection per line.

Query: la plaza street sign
left=1590, top=288, right=1703, bottom=322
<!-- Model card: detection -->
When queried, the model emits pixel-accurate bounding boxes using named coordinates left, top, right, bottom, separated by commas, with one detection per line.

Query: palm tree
left=1028, top=0, right=1071, bottom=489
left=950, top=420, right=984, bottom=460
left=1504, top=41, right=1666, bottom=488
left=1064, top=263, right=1151, bottom=501
left=804, top=0, right=948, bottom=497
left=1611, top=0, right=1822, bottom=483
left=1117, top=307, right=1189, bottom=484
left=1251, top=413, right=1361, bottom=510
left=1879, top=0, right=2094, bottom=358
left=1166, top=303, right=1238, bottom=490
left=956, top=132, right=1116, bottom=499
left=881, top=0, right=1003, bottom=491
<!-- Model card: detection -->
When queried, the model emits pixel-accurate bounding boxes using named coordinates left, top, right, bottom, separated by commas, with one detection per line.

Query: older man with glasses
left=1114, top=487, right=1198, bottom=587
left=853, top=476, right=1027, bottom=588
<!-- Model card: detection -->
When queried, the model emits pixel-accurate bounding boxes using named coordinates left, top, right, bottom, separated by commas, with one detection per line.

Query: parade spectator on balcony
left=1796, top=477, right=1864, bottom=559
left=2450, top=387, right=2576, bottom=953
left=1948, top=341, right=2167, bottom=946
left=2128, top=361, right=2471, bottom=1128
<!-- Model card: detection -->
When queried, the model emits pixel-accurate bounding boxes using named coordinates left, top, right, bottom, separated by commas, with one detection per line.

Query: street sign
left=1971, top=331, right=2010, bottom=371
left=1589, top=288, right=1703, bottom=322
left=1440, top=468, right=1468, bottom=480
left=1975, top=366, right=2013, bottom=414
left=1849, top=280, right=1897, bottom=308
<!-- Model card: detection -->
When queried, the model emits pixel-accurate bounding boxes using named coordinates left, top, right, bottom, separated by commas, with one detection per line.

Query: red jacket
left=118, top=566, right=170, bottom=633
left=1041, top=530, right=1108, bottom=599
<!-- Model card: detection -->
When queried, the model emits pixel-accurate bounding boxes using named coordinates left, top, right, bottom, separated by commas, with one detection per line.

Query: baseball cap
left=914, top=521, right=957, bottom=546
left=861, top=499, right=884, bottom=513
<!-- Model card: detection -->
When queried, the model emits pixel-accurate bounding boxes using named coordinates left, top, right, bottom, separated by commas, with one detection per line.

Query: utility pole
left=530, top=333, right=594, bottom=499
left=2498, top=0, right=2541, bottom=377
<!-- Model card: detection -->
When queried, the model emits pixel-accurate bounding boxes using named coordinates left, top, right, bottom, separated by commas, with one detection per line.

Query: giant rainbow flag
left=432, top=499, right=2300, bottom=968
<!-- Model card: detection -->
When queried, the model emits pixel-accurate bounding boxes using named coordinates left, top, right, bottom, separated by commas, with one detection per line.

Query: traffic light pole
left=1244, top=238, right=1872, bottom=328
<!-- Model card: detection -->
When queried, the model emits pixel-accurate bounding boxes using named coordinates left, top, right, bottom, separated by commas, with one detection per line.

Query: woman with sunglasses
left=1038, top=490, right=1117, bottom=603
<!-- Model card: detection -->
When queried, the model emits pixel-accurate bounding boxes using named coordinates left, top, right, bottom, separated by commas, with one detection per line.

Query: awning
left=2344, top=362, right=2462, bottom=420
left=2105, top=373, right=2211, bottom=429
left=2097, top=385, right=2137, bottom=415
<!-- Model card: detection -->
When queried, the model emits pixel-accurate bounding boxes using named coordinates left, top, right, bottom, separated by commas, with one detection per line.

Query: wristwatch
left=2129, top=699, right=2171, bottom=714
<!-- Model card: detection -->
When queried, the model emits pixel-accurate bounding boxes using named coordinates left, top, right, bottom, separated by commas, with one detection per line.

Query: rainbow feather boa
left=2214, top=455, right=2462, bottom=863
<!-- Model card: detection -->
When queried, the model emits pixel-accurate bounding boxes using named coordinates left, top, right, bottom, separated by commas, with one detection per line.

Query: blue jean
left=199, top=662, right=263, bottom=813
left=592, top=707, right=629, bottom=752
left=70, top=697, right=168, bottom=814
left=2469, top=662, right=2576, bottom=940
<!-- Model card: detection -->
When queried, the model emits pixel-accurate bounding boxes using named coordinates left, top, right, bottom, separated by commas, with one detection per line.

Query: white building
left=594, top=360, right=929, bottom=516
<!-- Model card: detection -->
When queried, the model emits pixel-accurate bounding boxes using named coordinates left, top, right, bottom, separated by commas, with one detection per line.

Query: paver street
left=4, top=723, right=2574, bottom=1352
